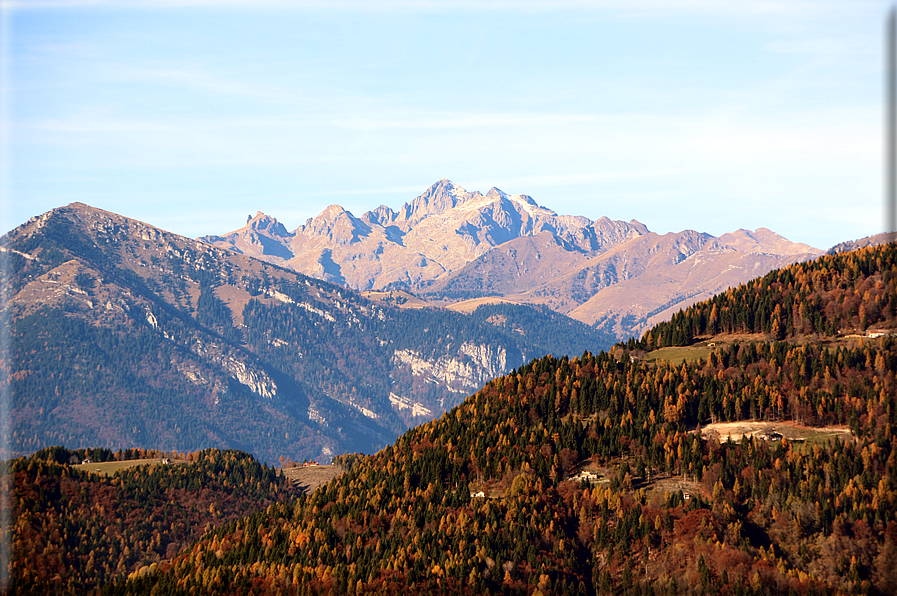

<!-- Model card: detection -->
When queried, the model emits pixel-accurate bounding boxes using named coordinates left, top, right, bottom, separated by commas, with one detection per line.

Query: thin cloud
left=314, top=185, right=436, bottom=196
left=764, top=35, right=877, bottom=58
left=27, top=116, right=181, bottom=133
left=2, top=0, right=858, bottom=16
left=333, top=112, right=610, bottom=130
left=102, top=66, right=290, bottom=103
left=463, top=170, right=688, bottom=192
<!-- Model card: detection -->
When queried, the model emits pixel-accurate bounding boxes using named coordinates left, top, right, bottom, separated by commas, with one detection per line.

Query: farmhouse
left=867, top=329, right=895, bottom=338
left=571, top=470, right=600, bottom=483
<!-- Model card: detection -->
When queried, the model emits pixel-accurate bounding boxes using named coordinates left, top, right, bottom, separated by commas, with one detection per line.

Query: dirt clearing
left=282, top=465, right=343, bottom=493
left=699, top=421, right=852, bottom=444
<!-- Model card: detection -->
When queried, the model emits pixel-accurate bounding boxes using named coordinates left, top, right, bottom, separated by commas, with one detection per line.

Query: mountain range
left=203, top=179, right=823, bottom=339
left=0, top=202, right=612, bottom=463
left=5, top=189, right=896, bottom=593
left=0, top=182, right=877, bottom=464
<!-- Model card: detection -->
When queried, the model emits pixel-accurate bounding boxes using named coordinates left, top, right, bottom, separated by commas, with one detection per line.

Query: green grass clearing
left=72, top=458, right=189, bottom=477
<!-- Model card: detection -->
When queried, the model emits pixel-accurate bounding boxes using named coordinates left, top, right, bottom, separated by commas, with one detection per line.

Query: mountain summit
left=202, top=179, right=648, bottom=290
left=203, top=180, right=650, bottom=290
left=203, top=180, right=822, bottom=339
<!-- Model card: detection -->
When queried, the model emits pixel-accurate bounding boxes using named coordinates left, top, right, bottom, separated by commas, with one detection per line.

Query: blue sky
left=0, top=0, right=889, bottom=250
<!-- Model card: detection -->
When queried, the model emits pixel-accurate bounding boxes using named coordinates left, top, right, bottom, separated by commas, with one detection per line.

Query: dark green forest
left=467, top=302, right=615, bottom=359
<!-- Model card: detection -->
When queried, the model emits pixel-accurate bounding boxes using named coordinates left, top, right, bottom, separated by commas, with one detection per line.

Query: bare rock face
left=204, top=212, right=294, bottom=261
left=202, top=180, right=824, bottom=341
left=300, top=205, right=372, bottom=246
left=392, top=341, right=509, bottom=396
left=201, top=179, right=650, bottom=292
left=246, top=211, right=291, bottom=237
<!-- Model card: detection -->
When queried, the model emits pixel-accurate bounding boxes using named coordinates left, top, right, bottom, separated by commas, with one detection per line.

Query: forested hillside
left=645, top=242, right=897, bottom=347
left=3, top=448, right=291, bottom=595
left=99, top=243, right=896, bottom=595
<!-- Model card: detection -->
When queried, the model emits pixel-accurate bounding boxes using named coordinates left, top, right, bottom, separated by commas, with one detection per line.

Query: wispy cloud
left=20, top=98, right=877, bottom=170
left=763, top=34, right=877, bottom=60
left=27, top=115, right=180, bottom=133
left=463, top=169, right=687, bottom=192
left=3, top=0, right=861, bottom=15
left=333, top=112, right=609, bottom=130
left=303, top=184, right=432, bottom=197
left=102, top=66, right=291, bottom=103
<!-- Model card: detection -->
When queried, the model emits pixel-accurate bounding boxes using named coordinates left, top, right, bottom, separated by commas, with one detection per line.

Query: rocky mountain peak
left=395, top=179, right=480, bottom=228
left=517, top=194, right=540, bottom=207
left=301, top=205, right=371, bottom=245
left=361, top=205, right=398, bottom=227
left=246, top=212, right=291, bottom=237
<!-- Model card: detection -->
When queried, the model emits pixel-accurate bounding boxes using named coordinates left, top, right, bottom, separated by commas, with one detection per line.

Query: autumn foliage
left=3, top=448, right=291, bottom=595
left=95, top=243, right=897, bottom=594
left=8, top=242, right=897, bottom=595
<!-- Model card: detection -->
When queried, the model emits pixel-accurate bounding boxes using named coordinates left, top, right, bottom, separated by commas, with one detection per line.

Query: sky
left=0, top=0, right=891, bottom=250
